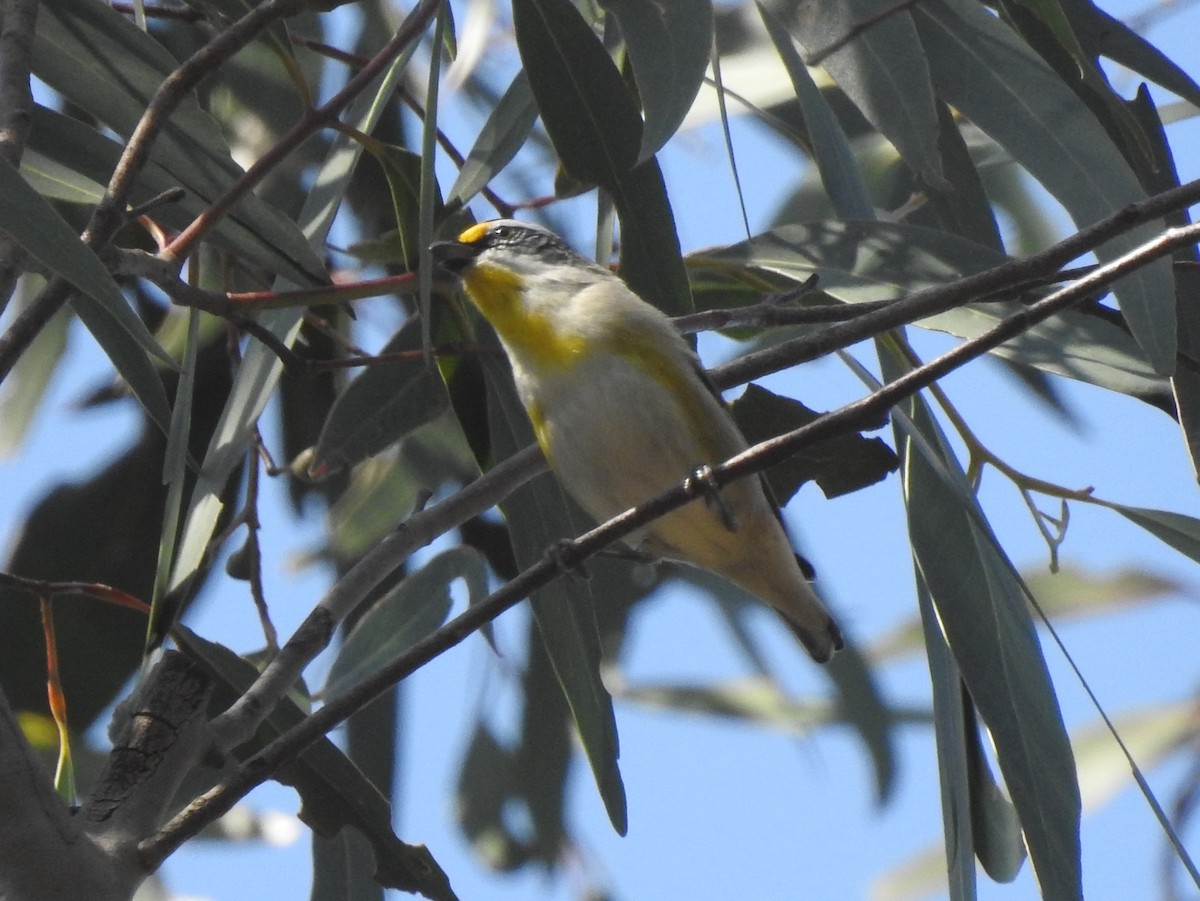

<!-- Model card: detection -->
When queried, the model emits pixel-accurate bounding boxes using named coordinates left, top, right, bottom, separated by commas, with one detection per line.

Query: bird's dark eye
left=492, top=224, right=513, bottom=241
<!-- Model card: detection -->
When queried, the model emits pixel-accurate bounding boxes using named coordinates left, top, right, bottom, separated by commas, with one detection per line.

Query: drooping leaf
left=170, top=49, right=413, bottom=595
left=447, top=70, right=540, bottom=207
left=323, top=547, right=485, bottom=697
left=481, top=351, right=628, bottom=836
left=599, top=0, right=713, bottom=163
left=0, top=154, right=172, bottom=431
left=512, top=0, right=692, bottom=317
left=882, top=341, right=1082, bottom=900
left=787, top=0, right=943, bottom=188
left=916, top=575, right=979, bottom=901
left=759, top=2, right=875, bottom=221
left=312, top=317, right=450, bottom=476
left=914, top=0, right=1175, bottom=374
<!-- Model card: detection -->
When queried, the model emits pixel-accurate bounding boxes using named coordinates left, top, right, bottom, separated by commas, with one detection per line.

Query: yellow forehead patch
left=457, top=221, right=492, bottom=244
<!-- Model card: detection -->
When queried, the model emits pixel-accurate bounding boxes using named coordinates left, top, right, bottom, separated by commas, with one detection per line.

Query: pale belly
left=514, top=352, right=776, bottom=568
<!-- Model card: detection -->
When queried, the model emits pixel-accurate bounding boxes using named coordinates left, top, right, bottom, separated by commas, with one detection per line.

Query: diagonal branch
left=714, top=175, right=1200, bottom=387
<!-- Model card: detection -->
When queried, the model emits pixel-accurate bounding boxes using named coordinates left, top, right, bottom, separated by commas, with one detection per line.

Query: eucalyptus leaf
left=170, top=50, right=412, bottom=595
left=447, top=71, right=539, bottom=206
left=323, top=547, right=484, bottom=697
left=1058, top=0, right=1200, bottom=109
left=1108, top=503, right=1200, bottom=563
left=0, top=154, right=172, bottom=431
left=788, top=0, right=943, bottom=187
left=759, top=2, right=875, bottom=220
left=34, top=0, right=325, bottom=285
left=312, top=317, right=450, bottom=476
left=599, top=0, right=713, bottom=163
left=914, top=0, right=1175, bottom=374
left=882, top=342, right=1082, bottom=900
left=512, top=0, right=692, bottom=317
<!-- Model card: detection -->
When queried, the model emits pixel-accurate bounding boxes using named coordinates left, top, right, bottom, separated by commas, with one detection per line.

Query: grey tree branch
left=713, top=175, right=1200, bottom=387
left=0, top=653, right=213, bottom=901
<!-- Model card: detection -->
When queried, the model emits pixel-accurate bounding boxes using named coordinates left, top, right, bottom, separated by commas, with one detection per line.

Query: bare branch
left=714, top=177, right=1200, bottom=387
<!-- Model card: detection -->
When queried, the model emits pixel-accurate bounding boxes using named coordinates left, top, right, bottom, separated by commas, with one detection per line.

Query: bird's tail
left=774, top=597, right=844, bottom=664
left=735, top=555, right=844, bottom=663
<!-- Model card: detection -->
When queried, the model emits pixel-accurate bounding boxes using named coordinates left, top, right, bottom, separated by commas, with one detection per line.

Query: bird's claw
left=687, top=464, right=738, bottom=532
left=546, top=538, right=590, bottom=581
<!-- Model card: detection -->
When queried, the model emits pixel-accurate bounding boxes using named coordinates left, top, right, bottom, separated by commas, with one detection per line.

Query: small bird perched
left=431, top=219, right=843, bottom=662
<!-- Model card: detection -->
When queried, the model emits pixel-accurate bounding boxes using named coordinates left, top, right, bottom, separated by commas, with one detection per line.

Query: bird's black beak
left=429, top=240, right=480, bottom=275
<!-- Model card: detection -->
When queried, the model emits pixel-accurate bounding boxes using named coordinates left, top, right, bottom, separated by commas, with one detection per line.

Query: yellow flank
left=462, top=263, right=587, bottom=371
left=526, top=398, right=552, bottom=460
left=603, top=318, right=726, bottom=462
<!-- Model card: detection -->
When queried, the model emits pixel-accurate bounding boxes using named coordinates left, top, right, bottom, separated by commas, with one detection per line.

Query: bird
left=431, top=219, right=843, bottom=662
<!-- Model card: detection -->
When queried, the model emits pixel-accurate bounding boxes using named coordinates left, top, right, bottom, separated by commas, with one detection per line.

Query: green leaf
left=787, top=0, right=943, bottom=188
left=924, top=102, right=1004, bottom=251
left=698, top=220, right=1008, bottom=300
left=0, top=279, right=68, bottom=456
left=920, top=298, right=1167, bottom=405
left=170, top=51, right=413, bottom=595
left=882, top=341, right=1082, bottom=901
left=913, top=0, right=1175, bottom=374
left=916, top=575, right=978, bottom=901
left=324, top=412, right=480, bottom=562
left=24, top=105, right=320, bottom=282
left=512, top=0, right=692, bottom=317
left=1107, top=503, right=1200, bottom=563
left=758, top=3, right=875, bottom=220
left=699, top=222, right=1170, bottom=405
left=447, top=71, right=539, bottom=206
left=312, top=317, right=450, bottom=476
left=323, top=548, right=484, bottom=697
left=33, top=0, right=325, bottom=285
left=18, top=147, right=105, bottom=205
left=599, top=0, right=713, bottom=163
left=0, top=154, right=173, bottom=431
left=1058, top=0, right=1200, bottom=109
left=482, top=351, right=627, bottom=836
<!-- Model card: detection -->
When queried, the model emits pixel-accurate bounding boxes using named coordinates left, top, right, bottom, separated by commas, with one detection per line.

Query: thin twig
left=806, top=0, right=921, bottom=66
left=142, top=218, right=1200, bottom=869
left=162, top=0, right=444, bottom=263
